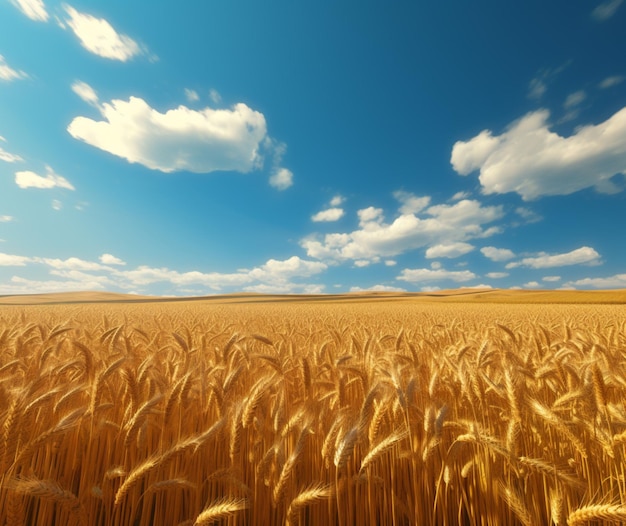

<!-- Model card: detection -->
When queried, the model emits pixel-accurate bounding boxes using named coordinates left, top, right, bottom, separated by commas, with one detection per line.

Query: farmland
left=0, top=290, right=625, bottom=525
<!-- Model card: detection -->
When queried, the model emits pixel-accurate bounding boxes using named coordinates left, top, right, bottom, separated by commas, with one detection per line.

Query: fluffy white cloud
left=566, top=273, right=626, bottom=289
left=99, top=253, right=126, bottom=265
left=15, top=167, right=75, bottom=190
left=68, top=96, right=268, bottom=174
left=0, top=215, right=14, bottom=222
left=393, top=191, right=431, bottom=214
left=330, top=195, right=344, bottom=207
left=486, top=272, right=508, bottom=279
left=592, top=0, right=623, bottom=20
left=63, top=5, right=143, bottom=61
left=451, top=107, right=626, bottom=200
left=397, top=267, right=477, bottom=283
left=542, top=275, right=561, bottom=282
left=385, top=260, right=397, bottom=266
left=481, top=246, right=515, bottom=262
left=425, top=242, right=474, bottom=259
left=506, top=246, right=601, bottom=269
left=303, top=199, right=503, bottom=262
left=312, top=208, right=344, bottom=222
left=42, top=257, right=109, bottom=271
left=0, top=253, right=32, bottom=266
left=71, top=80, right=99, bottom=107
left=524, top=281, right=541, bottom=288
left=0, top=55, right=27, bottom=82
left=9, top=0, right=48, bottom=21
left=0, top=276, right=105, bottom=294
left=269, top=168, right=293, bottom=190
left=246, top=256, right=326, bottom=281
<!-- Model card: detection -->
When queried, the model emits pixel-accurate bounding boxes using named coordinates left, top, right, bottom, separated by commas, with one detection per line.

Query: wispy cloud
left=185, top=89, right=199, bottom=102
left=591, top=0, right=623, bottom=21
left=451, top=107, right=626, bottom=200
left=0, top=137, right=23, bottom=163
left=599, top=75, right=625, bottom=89
left=71, top=80, right=100, bottom=107
left=9, top=0, right=48, bottom=22
left=566, top=273, right=626, bottom=288
left=0, top=55, right=28, bottom=82
left=63, top=4, right=145, bottom=61
left=506, top=246, right=601, bottom=269
left=15, top=166, right=75, bottom=190
left=0, top=216, right=15, bottom=223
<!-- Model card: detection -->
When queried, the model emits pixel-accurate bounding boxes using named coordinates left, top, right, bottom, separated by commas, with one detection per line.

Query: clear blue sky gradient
left=1, top=0, right=625, bottom=295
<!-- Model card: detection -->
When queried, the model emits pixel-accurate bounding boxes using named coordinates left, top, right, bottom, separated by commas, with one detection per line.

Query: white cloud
left=486, top=272, right=508, bottom=279
left=71, top=80, right=99, bottom=107
left=397, top=267, right=477, bottom=283
left=515, top=207, right=542, bottom=224
left=269, top=168, right=293, bottom=190
left=425, top=242, right=474, bottom=259
left=15, top=167, right=75, bottom=190
left=430, top=261, right=442, bottom=270
left=524, top=281, right=541, bottom=288
left=52, top=199, right=62, bottom=211
left=0, top=253, right=32, bottom=266
left=0, top=276, right=105, bottom=294
left=350, top=285, right=406, bottom=293
left=354, top=260, right=370, bottom=268
left=0, top=55, right=27, bottom=82
left=0, top=215, right=14, bottom=222
left=542, top=276, right=561, bottom=282
left=42, top=256, right=109, bottom=271
left=312, top=208, right=344, bottom=222
left=247, top=256, right=326, bottom=281
left=185, top=89, right=199, bottom=102
left=99, top=253, right=126, bottom=265
left=209, top=89, right=222, bottom=105
left=528, top=77, right=547, bottom=100
left=330, top=195, right=344, bottom=207
left=592, top=0, right=623, bottom=21
left=563, top=91, right=586, bottom=109
left=0, top=137, right=23, bottom=163
left=480, top=246, right=515, bottom=262
left=303, top=199, right=503, bottom=263
left=599, top=75, right=625, bottom=89
left=63, top=4, right=143, bottom=61
left=393, top=191, right=430, bottom=214
left=9, top=0, right=48, bottom=21
left=566, top=273, right=626, bottom=289
left=451, top=191, right=471, bottom=201
left=384, top=260, right=397, bottom=266
left=68, top=96, right=267, bottom=174
left=243, top=283, right=325, bottom=294
left=452, top=107, right=626, bottom=200
left=506, top=246, right=601, bottom=269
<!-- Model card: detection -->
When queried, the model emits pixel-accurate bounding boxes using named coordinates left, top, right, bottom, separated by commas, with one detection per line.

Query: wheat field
left=1, top=295, right=625, bottom=525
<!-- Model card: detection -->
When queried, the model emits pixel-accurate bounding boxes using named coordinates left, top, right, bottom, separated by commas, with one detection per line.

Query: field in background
left=1, top=292, right=625, bottom=525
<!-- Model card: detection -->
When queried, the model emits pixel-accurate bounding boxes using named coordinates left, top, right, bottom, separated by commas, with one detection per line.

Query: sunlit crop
left=1, top=298, right=625, bottom=525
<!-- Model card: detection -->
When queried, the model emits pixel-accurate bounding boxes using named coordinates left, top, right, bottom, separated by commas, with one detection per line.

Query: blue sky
left=1, top=0, right=625, bottom=295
